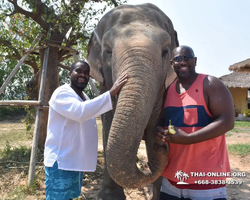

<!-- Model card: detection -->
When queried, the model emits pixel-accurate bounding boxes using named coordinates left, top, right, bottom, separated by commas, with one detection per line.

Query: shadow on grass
left=0, top=107, right=27, bottom=122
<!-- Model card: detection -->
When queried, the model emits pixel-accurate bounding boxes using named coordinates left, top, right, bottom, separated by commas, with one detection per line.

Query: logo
left=174, top=170, right=246, bottom=185
left=174, top=170, right=189, bottom=185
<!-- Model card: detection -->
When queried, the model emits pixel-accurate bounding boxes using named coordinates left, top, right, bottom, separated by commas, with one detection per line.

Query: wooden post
left=28, top=29, right=50, bottom=187
left=0, top=100, right=40, bottom=106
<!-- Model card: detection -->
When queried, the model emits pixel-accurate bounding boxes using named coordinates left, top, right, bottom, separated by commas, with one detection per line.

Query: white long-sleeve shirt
left=44, top=84, right=112, bottom=172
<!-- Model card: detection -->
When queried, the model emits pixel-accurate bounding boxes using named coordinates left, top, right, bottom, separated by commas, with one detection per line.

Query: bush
left=0, top=141, right=44, bottom=163
left=242, top=108, right=250, bottom=117
left=0, top=107, right=26, bottom=120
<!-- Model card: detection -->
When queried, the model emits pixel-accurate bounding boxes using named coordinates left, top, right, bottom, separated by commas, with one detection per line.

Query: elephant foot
left=150, top=176, right=162, bottom=200
left=97, top=187, right=126, bottom=200
left=97, top=168, right=126, bottom=200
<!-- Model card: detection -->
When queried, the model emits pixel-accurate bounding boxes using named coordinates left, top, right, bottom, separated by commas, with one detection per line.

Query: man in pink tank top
left=155, top=45, right=235, bottom=200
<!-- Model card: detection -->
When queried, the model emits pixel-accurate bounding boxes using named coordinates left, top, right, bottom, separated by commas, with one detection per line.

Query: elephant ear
left=87, top=31, right=104, bottom=82
left=165, top=29, right=178, bottom=88
left=174, top=30, right=179, bottom=47
left=165, top=67, right=177, bottom=89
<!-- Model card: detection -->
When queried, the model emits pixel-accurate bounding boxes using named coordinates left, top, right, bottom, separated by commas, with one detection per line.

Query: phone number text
left=194, top=180, right=243, bottom=185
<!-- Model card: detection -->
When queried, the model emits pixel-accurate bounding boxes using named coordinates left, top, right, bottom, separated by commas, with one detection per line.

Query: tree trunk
left=37, top=46, right=60, bottom=148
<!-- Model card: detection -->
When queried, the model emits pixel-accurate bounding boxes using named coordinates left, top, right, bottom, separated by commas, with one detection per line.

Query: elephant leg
left=144, top=116, right=164, bottom=200
left=98, top=111, right=126, bottom=200
left=145, top=132, right=162, bottom=200
left=152, top=176, right=162, bottom=200
left=145, top=133, right=163, bottom=200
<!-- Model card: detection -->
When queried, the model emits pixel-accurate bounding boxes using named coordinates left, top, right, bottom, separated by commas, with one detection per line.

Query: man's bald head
left=172, top=45, right=195, bottom=58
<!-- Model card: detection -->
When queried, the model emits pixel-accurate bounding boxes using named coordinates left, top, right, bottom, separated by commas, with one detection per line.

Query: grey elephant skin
left=87, top=3, right=179, bottom=199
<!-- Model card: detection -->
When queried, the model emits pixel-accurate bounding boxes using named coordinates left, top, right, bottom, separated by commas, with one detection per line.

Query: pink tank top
left=162, top=74, right=230, bottom=188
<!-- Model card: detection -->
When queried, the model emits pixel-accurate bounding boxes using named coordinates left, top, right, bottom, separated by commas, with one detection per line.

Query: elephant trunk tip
left=107, top=143, right=169, bottom=189
left=148, top=142, right=169, bottom=173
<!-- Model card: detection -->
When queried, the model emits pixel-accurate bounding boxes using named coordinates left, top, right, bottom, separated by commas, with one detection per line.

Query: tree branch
left=111, top=0, right=119, bottom=7
left=58, top=49, right=70, bottom=60
left=58, top=63, right=70, bottom=71
left=2, top=53, right=39, bottom=74
left=60, top=54, right=73, bottom=62
left=0, top=38, right=21, bottom=59
left=0, top=37, right=41, bottom=73
left=6, top=0, right=50, bottom=30
left=47, top=43, right=78, bottom=54
left=22, top=45, right=47, bottom=55
left=69, top=0, right=86, bottom=14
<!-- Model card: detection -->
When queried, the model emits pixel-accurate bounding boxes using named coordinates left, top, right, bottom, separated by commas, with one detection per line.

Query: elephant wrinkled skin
left=87, top=3, right=179, bottom=199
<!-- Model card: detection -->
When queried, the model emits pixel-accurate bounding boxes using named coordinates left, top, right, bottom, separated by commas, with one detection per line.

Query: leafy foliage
left=0, top=0, right=127, bottom=147
left=242, top=108, right=250, bottom=117
left=0, top=141, right=31, bottom=162
left=0, top=60, right=32, bottom=100
left=0, top=0, right=127, bottom=100
left=0, top=107, right=26, bottom=120
left=22, top=105, right=35, bottom=134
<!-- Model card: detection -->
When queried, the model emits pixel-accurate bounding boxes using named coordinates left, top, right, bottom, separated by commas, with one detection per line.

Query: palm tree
left=182, top=172, right=189, bottom=182
left=174, top=170, right=183, bottom=181
left=175, top=170, right=189, bottom=184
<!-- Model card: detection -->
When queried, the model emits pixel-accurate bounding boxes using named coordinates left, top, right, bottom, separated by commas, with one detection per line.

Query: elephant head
left=87, top=3, right=178, bottom=189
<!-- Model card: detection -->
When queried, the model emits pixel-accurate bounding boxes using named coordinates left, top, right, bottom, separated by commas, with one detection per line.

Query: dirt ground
left=0, top=120, right=249, bottom=200
left=224, top=132, right=250, bottom=200
left=79, top=132, right=250, bottom=200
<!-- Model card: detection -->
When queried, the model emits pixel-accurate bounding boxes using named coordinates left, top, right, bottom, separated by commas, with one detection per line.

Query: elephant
left=87, top=3, right=179, bottom=199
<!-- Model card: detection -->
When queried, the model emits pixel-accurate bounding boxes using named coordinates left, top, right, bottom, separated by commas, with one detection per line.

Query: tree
left=0, top=60, right=32, bottom=100
left=0, top=0, right=126, bottom=148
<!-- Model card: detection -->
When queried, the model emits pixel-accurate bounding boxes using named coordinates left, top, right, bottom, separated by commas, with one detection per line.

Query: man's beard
left=175, top=65, right=194, bottom=78
left=71, top=79, right=88, bottom=91
left=177, top=70, right=191, bottom=78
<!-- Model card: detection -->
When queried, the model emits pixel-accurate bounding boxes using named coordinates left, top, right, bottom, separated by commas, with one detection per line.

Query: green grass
left=0, top=121, right=31, bottom=148
left=228, top=121, right=250, bottom=133
left=0, top=127, right=29, bottom=146
left=0, top=140, right=44, bottom=199
left=2, top=175, right=42, bottom=199
left=234, top=121, right=250, bottom=127
left=0, top=141, right=43, bottom=162
left=0, top=143, right=43, bottom=199
left=227, top=143, right=250, bottom=156
left=0, top=116, right=248, bottom=199
left=0, top=115, right=103, bottom=199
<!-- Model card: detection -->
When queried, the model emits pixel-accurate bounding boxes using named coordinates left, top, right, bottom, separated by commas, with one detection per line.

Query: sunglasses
left=172, top=55, right=194, bottom=63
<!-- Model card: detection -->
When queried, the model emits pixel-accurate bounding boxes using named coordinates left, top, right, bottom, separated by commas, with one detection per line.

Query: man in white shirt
left=44, top=60, right=127, bottom=200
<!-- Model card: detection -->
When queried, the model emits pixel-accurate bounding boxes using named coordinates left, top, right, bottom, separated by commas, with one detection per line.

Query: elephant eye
left=162, top=49, right=169, bottom=58
left=104, top=50, right=112, bottom=60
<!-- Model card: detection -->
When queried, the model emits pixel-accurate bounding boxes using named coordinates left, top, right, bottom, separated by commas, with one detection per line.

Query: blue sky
left=101, top=0, right=250, bottom=78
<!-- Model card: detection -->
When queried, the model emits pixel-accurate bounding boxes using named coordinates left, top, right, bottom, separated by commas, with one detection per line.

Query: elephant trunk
left=106, top=55, right=169, bottom=188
